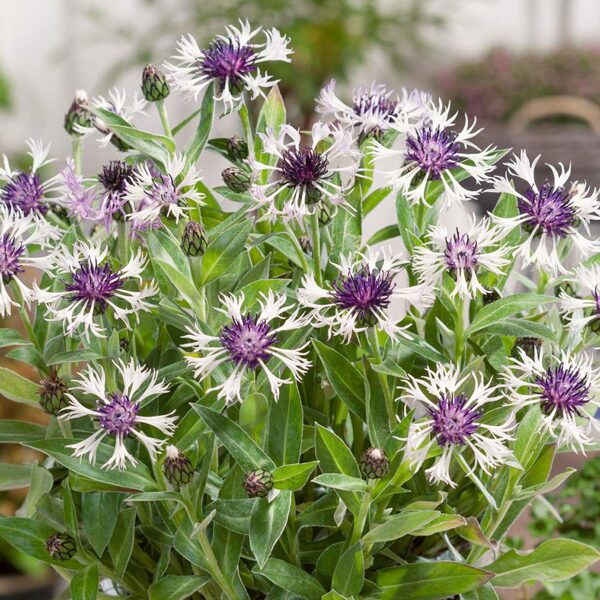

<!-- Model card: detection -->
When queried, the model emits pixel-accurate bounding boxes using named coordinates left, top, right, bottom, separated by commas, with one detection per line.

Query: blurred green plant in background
left=0, top=69, right=12, bottom=112
left=76, top=0, right=449, bottom=123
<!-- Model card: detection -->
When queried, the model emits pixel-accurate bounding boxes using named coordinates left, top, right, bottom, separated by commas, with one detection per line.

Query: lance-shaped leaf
left=185, top=82, right=216, bottom=165
left=253, top=558, right=325, bottom=600
left=148, top=575, right=211, bottom=600
left=362, top=510, right=440, bottom=544
left=0, top=367, right=39, bottom=406
left=70, top=563, right=99, bottom=600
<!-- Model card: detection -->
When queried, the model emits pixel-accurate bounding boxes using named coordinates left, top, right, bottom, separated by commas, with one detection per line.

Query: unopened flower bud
left=227, top=136, right=249, bottom=161
left=181, top=221, right=208, bottom=257
left=511, top=337, right=542, bottom=359
left=299, top=237, right=312, bottom=255
left=318, top=202, right=332, bottom=226
left=141, top=64, right=170, bottom=102
left=359, top=447, right=389, bottom=479
left=222, top=167, right=251, bottom=193
left=39, top=368, right=69, bottom=416
left=46, top=532, right=76, bottom=561
left=64, top=90, right=93, bottom=136
left=243, top=469, right=273, bottom=498
left=305, top=187, right=322, bottom=206
left=482, top=289, right=500, bottom=305
left=163, top=445, right=194, bottom=487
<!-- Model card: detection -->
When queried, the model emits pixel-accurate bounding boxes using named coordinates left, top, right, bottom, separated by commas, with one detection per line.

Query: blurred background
left=1, top=0, right=600, bottom=598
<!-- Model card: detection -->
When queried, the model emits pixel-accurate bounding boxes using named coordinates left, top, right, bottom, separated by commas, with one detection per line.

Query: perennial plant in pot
left=0, top=20, right=599, bottom=600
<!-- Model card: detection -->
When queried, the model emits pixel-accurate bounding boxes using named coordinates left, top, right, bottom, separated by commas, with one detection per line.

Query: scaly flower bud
left=227, top=136, right=249, bottom=161
left=46, top=532, right=76, bottom=561
left=39, top=367, right=69, bottom=416
left=318, top=202, right=332, bottom=226
left=299, top=237, right=312, bottom=255
left=163, top=445, right=194, bottom=487
left=359, top=447, right=389, bottom=479
left=222, top=167, right=252, bottom=194
left=482, top=289, right=501, bottom=305
left=243, top=469, right=273, bottom=498
left=511, top=336, right=542, bottom=359
left=64, top=90, right=93, bottom=136
left=141, top=64, right=170, bottom=103
left=181, top=221, right=208, bottom=257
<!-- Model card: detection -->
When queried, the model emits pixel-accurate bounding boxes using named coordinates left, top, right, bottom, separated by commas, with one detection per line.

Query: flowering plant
left=0, top=21, right=599, bottom=600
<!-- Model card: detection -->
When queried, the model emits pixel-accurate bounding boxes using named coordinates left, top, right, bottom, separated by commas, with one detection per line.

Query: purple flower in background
left=60, top=359, right=176, bottom=470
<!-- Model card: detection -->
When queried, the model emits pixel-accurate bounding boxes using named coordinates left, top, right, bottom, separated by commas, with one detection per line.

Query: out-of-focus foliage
left=438, top=46, right=600, bottom=122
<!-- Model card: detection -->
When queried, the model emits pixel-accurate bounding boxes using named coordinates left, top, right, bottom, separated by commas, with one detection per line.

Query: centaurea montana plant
left=0, top=20, right=599, bottom=600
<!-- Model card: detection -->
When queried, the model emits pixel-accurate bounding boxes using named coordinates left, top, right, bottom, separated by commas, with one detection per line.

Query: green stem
left=309, top=212, right=323, bottom=286
left=416, top=202, right=428, bottom=234
left=156, top=99, right=173, bottom=142
left=454, top=296, right=465, bottom=365
left=367, top=328, right=394, bottom=423
left=10, top=282, right=41, bottom=354
left=117, top=221, right=129, bottom=264
left=239, top=101, right=254, bottom=156
left=196, top=529, right=238, bottom=600
left=283, top=223, right=311, bottom=273
left=71, top=138, right=83, bottom=175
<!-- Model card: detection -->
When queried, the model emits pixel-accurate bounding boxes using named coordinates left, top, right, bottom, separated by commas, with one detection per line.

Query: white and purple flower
left=559, top=264, right=600, bottom=336
left=34, top=242, right=157, bottom=338
left=183, top=291, right=311, bottom=403
left=0, top=139, right=59, bottom=215
left=57, top=159, right=99, bottom=221
left=0, top=205, right=59, bottom=317
left=165, top=20, right=292, bottom=111
left=297, top=247, right=434, bottom=342
left=400, top=363, right=515, bottom=487
left=373, top=99, right=497, bottom=208
left=60, top=359, right=177, bottom=470
left=96, top=160, right=137, bottom=228
left=413, top=216, right=511, bottom=298
left=125, top=154, right=204, bottom=230
left=250, top=122, right=359, bottom=224
left=503, top=348, right=600, bottom=451
left=490, top=151, right=600, bottom=274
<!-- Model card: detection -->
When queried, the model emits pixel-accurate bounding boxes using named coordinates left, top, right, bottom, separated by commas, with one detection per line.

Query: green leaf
left=148, top=575, right=210, bottom=600
left=366, top=224, right=401, bottom=246
left=192, top=405, right=275, bottom=471
left=0, top=517, right=80, bottom=568
left=312, top=473, right=368, bottom=493
left=249, top=490, right=292, bottom=568
left=200, top=219, right=252, bottom=285
left=253, top=558, right=325, bottom=600
left=0, top=328, right=29, bottom=348
left=314, top=425, right=363, bottom=516
left=23, top=465, right=53, bottom=517
left=185, top=82, right=216, bottom=165
left=82, top=492, right=124, bottom=557
left=462, top=583, right=500, bottom=600
left=411, top=514, right=467, bottom=536
left=0, top=463, right=35, bottom=490
left=312, top=340, right=366, bottom=420
left=364, top=186, right=392, bottom=215
left=70, top=563, right=99, bottom=600
left=108, top=123, right=175, bottom=154
left=466, top=294, right=557, bottom=337
left=332, top=542, right=364, bottom=597
left=477, top=318, right=557, bottom=344
left=25, top=439, right=156, bottom=492
left=0, top=419, right=46, bottom=444
left=0, top=366, right=39, bottom=406
left=272, top=462, right=317, bottom=491
left=362, top=510, right=440, bottom=544
left=268, top=381, right=303, bottom=466
left=109, top=507, right=137, bottom=579
left=377, top=561, right=493, bottom=600
left=395, top=192, right=417, bottom=254
left=488, top=538, right=600, bottom=587
left=47, top=349, right=103, bottom=365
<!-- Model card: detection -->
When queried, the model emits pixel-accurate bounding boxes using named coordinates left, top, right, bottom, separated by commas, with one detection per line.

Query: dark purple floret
left=353, top=89, right=399, bottom=122
left=98, top=161, right=135, bottom=195
left=200, top=39, right=257, bottom=94
left=280, top=147, right=329, bottom=188
left=220, top=314, right=277, bottom=369
left=535, top=363, right=590, bottom=418
left=518, top=182, right=577, bottom=237
left=429, top=394, right=480, bottom=446
left=96, top=393, right=139, bottom=436
left=332, top=266, right=396, bottom=327
left=1, top=172, right=47, bottom=215
left=444, top=231, right=479, bottom=276
left=65, top=261, right=124, bottom=314
left=406, top=127, right=460, bottom=178
left=0, top=234, right=25, bottom=284
left=149, top=175, right=178, bottom=211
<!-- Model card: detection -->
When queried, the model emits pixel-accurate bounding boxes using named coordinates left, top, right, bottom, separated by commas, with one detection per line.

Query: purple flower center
left=98, top=161, right=135, bottom=221
left=535, top=363, right=590, bottom=418
left=149, top=175, right=179, bottom=211
left=0, top=234, right=25, bottom=284
left=64, top=261, right=124, bottom=314
left=429, top=394, right=480, bottom=446
left=221, top=315, right=277, bottom=369
left=97, top=393, right=139, bottom=436
left=592, top=286, right=600, bottom=315
left=332, top=267, right=396, bottom=327
left=405, top=127, right=460, bottom=179
left=279, top=147, right=329, bottom=191
left=200, top=39, right=256, bottom=93
left=518, top=183, right=577, bottom=237
left=1, top=172, right=47, bottom=215
left=444, top=231, right=479, bottom=275
left=353, top=90, right=398, bottom=122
